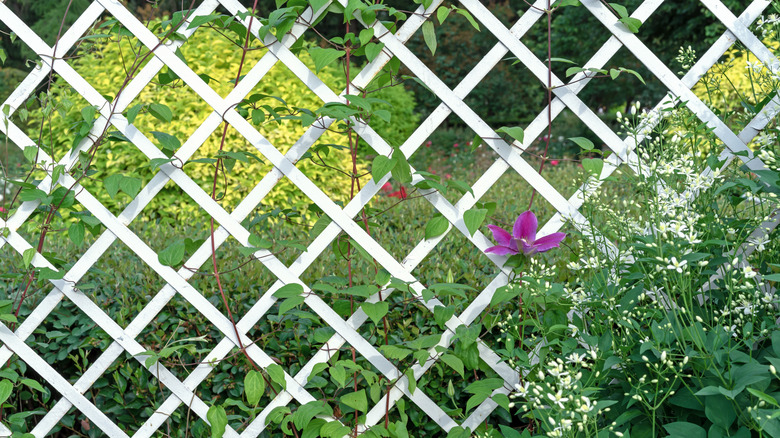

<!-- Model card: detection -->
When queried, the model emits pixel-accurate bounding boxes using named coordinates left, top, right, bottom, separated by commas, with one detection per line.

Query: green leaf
left=148, top=157, right=176, bottom=170
left=0, top=49, right=6, bottom=65
left=267, top=363, right=287, bottom=389
left=341, top=389, right=368, bottom=412
left=447, top=427, right=471, bottom=438
left=68, top=222, right=85, bottom=246
left=364, top=42, right=384, bottom=62
left=361, top=301, right=389, bottom=324
left=0, top=380, right=12, bottom=406
left=309, top=215, right=332, bottom=240
left=422, top=21, right=437, bottom=55
left=496, top=126, right=524, bottom=144
left=148, top=103, right=173, bottom=122
left=619, top=67, right=646, bottom=84
left=23, top=248, right=36, bottom=267
left=705, top=395, right=736, bottom=429
left=425, top=215, right=450, bottom=239
left=440, top=354, right=465, bottom=378
left=436, top=6, right=450, bottom=25
left=309, top=0, right=330, bottom=13
left=103, top=174, right=122, bottom=199
left=309, top=47, right=345, bottom=73
left=405, top=368, right=416, bottom=394
left=609, top=3, right=629, bottom=18
left=244, top=370, right=265, bottom=406
left=747, top=387, right=779, bottom=407
left=433, top=305, right=455, bottom=329
left=379, top=344, right=412, bottom=360
left=158, top=240, right=185, bottom=267
left=359, top=28, right=374, bottom=46
left=372, top=155, right=396, bottom=183
left=20, top=378, right=44, bottom=393
left=151, top=131, right=181, bottom=152
left=375, top=269, right=391, bottom=286
left=619, top=17, right=642, bottom=33
left=293, top=400, right=329, bottom=431
left=570, top=136, right=594, bottom=150
left=248, top=234, right=273, bottom=249
left=454, top=8, right=480, bottom=30
left=0, top=314, right=18, bottom=323
left=663, top=422, right=706, bottom=438
left=278, top=296, right=305, bottom=315
left=463, top=208, right=487, bottom=236
left=274, top=283, right=304, bottom=298
left=119, top=176, right=141, bottom=198
left=187, top=14, right=224, bottom=29
left=126, top=103, right=143, bottom=124
left=582, top=158, right=603, bottom=176
left=23, top=146, right=38, bottom=164
left=207, top=405, right=228, bottom=438
left=490, top=285, right=521, bottom=307
left=19, top=187, right=47, bottom=202
left=391, top=149, right=412, bottom=184
left=320, top=422, right=352, bottom=438
left=498, top=425, right=526, bottom=438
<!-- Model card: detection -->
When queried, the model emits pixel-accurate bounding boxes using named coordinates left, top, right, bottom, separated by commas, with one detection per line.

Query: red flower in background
left=550, top=160, right=560, bottom=166
left=388, top=186, right=408, bottom=199
left=381, top=182, right=393, bottom=192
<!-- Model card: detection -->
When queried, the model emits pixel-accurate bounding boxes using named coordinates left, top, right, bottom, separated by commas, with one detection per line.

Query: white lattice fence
left=0, top=0, right=779, bottom=436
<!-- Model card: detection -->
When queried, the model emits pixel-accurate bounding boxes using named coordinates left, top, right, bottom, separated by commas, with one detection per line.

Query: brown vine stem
left=208, top=1, right=272, bottom=385
left=528, top=0, right=553, bottom=211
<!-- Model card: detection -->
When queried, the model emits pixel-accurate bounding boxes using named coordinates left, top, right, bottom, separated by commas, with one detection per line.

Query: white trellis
left=0, top=0, right=778, bottom=436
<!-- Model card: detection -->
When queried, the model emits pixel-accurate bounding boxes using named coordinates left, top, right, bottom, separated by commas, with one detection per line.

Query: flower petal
left=487, top=225, right=513, bottom=247
left=532, top=233, right=567, bottom=253
left=513, top=211, right=537, bottom=242
left=485, top=245, right=519, bottom=255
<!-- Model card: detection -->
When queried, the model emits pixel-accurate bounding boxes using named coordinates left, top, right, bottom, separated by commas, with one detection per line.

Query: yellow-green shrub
left=29, top=22, right=418, bottom=222
left=693, top=42, right=780, bottom=124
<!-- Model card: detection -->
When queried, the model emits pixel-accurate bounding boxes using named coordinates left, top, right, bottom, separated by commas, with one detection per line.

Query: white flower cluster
left=758, top=148, right=780, bottom=172
left=675, top=45, right=697, bottom=74
left=508, top=352, right=602, bottom=437
left=756, top=13, right=780, bottom=39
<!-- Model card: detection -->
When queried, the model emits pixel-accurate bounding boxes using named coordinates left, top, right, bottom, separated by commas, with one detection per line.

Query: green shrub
left=26, top=21, right=417, bottom=221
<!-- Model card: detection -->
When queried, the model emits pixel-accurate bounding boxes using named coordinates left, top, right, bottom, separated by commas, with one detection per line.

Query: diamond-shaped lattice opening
left=410, top=118, right=503, bottom=206
left=65, top=29, right=157, bottom=99
left=122, top=178, right=213, bottom=254
left=135, top=292, right=220, bottom=384
left=632, top=1, right=737, bottom=68
left=413, top=229, right=501, bottom=295
left=416, top=350, right=503, bottom=423
left=0, top=355, right=40, bottom=435
left=481, top=168, right=564, bottom=227
left=240, top=179, right=325, bottom=265
left=92, top=349, right=177, bottom=435
left=692, top=50, right=780, bottom=129
left=321, top=344, right=392, bottom=429
left=0, top=248, right=31, bottom=321
left=23, top=297, right=111, bottom=386
left=75, top=236, right=169, bottom=329
left=184, top=122, right=283, bottom=214
left=177, top=20, right=269, bottom=99
left=350, top=192, right=433, bottom=266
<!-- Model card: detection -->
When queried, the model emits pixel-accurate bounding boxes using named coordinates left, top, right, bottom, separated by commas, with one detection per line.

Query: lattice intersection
left=0, top=0, right=779, bottom=436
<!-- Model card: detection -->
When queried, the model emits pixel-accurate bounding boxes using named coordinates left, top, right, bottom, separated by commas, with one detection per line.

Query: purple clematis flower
left=485, top=211, right=566, bottom=256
